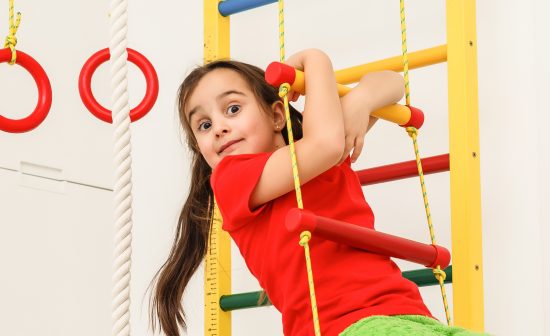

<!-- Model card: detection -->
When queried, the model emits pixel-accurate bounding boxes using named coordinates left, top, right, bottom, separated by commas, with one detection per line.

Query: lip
left=218, top=139, right=243, bottom=154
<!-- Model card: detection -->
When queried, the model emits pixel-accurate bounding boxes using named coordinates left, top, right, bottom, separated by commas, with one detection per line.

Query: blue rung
left=218, top=0, right=278, bottom=16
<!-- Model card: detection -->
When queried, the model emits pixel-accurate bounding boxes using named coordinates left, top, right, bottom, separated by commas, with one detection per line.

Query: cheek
left=197, top=138, right=211, bottom=153
left=193, top=136, right=211, bottom=156
left=198, top=143, right=217, bottom=168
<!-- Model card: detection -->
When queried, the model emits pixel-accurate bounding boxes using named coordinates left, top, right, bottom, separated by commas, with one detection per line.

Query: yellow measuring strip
left=204, top=1, right=231, bottom=335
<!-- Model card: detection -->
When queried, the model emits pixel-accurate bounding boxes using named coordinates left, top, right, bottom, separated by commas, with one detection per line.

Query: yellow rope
left=278, top=84, right=303, bottom=209
left=3, top=0, right=21, bottom=65
left=399, top=0, right=410, bottom=106
left=400, top=0, right=451, bottom=325
left=406, top=127, right=452, bottom=325
left=278, top=1, right=321, bottom=334
left=278, top=0, right=285, bottom=63
left=279, top=78, right=321, bottom=336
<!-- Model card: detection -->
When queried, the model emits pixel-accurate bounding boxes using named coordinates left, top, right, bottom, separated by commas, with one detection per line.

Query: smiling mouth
left=219, top=139, right=243, bottom=154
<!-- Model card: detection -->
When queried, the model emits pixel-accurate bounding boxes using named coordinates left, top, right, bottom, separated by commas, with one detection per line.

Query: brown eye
left=227, top=105, right=241, bottom=115
left=198, top=120, right=212, bottom=131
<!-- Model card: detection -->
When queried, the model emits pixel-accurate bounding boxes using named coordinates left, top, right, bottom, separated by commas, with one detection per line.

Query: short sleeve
left=210, top=152, right=273, bottom=231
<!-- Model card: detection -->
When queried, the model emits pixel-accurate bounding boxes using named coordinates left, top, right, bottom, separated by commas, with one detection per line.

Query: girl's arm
left=340, top=71, right=405, bottom=163
left=250, top=49, right=345, bottom=209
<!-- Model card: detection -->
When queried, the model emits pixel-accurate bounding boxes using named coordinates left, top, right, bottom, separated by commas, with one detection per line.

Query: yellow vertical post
left=204, top=0, right=230, bottom=63
left=204, top=1, right=231, bottom=336
left=446, top=0, right=484, bottom=331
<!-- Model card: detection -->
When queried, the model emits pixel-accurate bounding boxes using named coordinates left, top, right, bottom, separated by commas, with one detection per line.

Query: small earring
left=275, top=124, right=280, bottom=130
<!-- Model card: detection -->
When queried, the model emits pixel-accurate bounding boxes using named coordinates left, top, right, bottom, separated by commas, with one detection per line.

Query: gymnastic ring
left=0, top=48, right=52, bottom=133
left=78, top=48, right=159, bottom=123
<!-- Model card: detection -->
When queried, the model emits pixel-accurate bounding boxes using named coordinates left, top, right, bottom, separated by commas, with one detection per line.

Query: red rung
left=356, top=154, right=449, bottom=186
left=286, top=208, right=450, bottom=269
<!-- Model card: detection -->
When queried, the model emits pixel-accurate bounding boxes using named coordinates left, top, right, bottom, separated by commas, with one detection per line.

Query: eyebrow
left=187, top=90, right=247, bottom=123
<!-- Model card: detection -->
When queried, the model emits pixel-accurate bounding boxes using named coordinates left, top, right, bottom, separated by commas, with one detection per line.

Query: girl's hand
left=283, top=49, right=328, bottom=103
left=338, top=89, right=375, bottom=164
left=279, top=85, right=300, bottom=102
left=284, top=50, right=308, bottom=71
left=338, top=71, right=403, bottom=164
left=287, top=90, right=300, bottom=102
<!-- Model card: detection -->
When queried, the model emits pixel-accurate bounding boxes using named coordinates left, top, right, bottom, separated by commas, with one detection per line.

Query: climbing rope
left=407, top=127, right=452, bottom=325
left=3, top=0, right=21, bottom=64
left=399, top=0, right=410, bottom=106
left=278, top=0, right=321, bottom=334
left=400, top=0, right=451, bottom=326
left=109, top=0, right=134, bottom=335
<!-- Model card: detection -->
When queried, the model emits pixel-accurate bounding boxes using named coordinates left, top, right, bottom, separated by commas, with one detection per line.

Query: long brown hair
left=149, top=60, right=303, bottom=335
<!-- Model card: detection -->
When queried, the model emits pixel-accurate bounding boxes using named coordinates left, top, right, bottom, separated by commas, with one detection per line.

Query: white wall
left=0, top=1, right=203, bottom=335
left=535, top=1, right=550, bottom=334
left=477, top=0, right=549, bottom=335
left=0, top=0, right=547, bottom=335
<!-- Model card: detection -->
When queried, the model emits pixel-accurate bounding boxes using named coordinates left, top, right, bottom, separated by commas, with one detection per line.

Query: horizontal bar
left=220, top=291, right=271, bottom=311
left=405, top=265, right=453, bottom=288
left=265, top=62, right=425, bottom=129
left=335, top=45, right=447, bottom=84
left=356, top=154, right=450, bottom=186
left=218, top=0, right=277, bottom=16
left=286, top=209, right=451, bottom=269
left=220, top=266, right=452, bottom=311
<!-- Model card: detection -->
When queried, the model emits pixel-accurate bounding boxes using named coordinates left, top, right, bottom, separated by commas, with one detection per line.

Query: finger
left=338, top=138, right=351, bottom=164
left=340, top=136, right=354, bottom=164
left=351, top=137, right=365, bottom=163
left=285, top=90, right=296, bottom=102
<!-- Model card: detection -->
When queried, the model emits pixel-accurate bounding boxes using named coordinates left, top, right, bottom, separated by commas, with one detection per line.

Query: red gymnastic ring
left=0, top=48, right=52, bottom=133
left=78, top=48, right=159, bottom=123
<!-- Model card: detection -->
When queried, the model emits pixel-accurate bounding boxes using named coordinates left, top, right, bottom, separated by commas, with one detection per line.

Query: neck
left=274, top=134, right=286, bottom=149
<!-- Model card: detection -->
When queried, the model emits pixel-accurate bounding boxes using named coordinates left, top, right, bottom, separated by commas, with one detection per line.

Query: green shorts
left=339, top=315, right=489, bottom=336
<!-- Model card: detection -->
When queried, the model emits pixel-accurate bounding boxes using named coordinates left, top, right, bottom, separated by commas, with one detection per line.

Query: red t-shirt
left=211, top=152, right=433, bottom=336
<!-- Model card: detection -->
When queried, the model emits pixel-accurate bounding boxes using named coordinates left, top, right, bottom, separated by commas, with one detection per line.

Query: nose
left=212, top=116, right=230, bottom=137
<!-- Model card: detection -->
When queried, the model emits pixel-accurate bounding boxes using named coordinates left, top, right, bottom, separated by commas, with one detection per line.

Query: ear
left=271, top=101, right=286, bottom=130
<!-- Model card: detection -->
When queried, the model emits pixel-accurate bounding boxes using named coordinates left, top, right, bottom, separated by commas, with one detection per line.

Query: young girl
left=151, top=49, right=485, bottom=336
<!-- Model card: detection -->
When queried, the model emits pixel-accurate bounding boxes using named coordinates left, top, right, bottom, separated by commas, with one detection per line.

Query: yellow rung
left=375, top=104, right=415, bottom=126
left=282, top=69, right=415, bottom=126
left=335, top=45, right=447, bottom=84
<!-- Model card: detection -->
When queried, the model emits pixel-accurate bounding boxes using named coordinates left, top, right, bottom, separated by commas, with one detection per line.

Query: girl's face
left=185, top=68, right=285, bottom=169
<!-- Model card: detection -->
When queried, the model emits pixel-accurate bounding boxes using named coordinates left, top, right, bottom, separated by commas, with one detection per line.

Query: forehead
left=188, top=68, right=251, bottom=106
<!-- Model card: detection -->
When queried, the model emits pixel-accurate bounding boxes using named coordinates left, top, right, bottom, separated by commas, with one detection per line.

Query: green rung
left=220, top=290, right=271, bottom=312
left=405, top=265, right=453, bottom=287
left=220, top=266, right=452, bottom=311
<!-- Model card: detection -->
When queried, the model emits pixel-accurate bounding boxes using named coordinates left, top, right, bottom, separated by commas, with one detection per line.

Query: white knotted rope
left=109, top=0, right=133, bottom=335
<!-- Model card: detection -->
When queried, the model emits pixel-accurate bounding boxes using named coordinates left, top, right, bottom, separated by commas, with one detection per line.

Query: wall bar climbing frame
left=218, top=0, right=277, bottom=16
left=204, top=0, right=484, bottom=334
